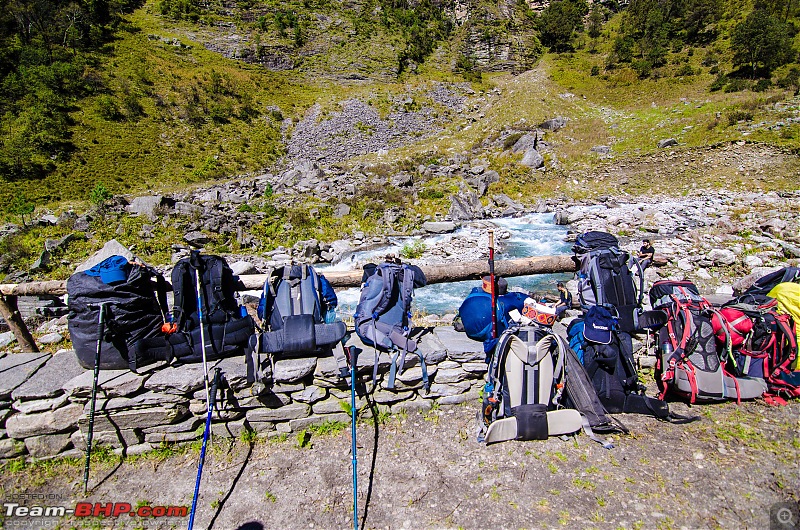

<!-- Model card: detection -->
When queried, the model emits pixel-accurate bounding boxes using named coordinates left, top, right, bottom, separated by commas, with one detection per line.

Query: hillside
left=0, top=0, right=798, bottom=278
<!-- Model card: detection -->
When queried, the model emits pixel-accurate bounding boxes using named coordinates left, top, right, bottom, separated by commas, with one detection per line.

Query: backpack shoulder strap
left=170, top=259, right=191, bottom=328
left=370, top=264, right=397, bottom=319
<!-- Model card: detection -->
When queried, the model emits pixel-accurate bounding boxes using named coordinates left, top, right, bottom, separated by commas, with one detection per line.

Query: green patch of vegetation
left=308, top=420, right=349, bottom=436
left=400, top=239, right=426, bottom=259
left=572, top=477, right=596, bottom=490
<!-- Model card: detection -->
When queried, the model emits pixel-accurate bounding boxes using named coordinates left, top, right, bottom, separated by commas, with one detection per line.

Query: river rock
left=422, top=221, right=457, bottom=234
left=708, top=249, right=736, bottom=266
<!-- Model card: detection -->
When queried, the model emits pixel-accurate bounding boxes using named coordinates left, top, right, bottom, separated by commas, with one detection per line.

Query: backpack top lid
left=583, top=305, right=615, bottom=344
left=85, top=255, right=131, bottom=285
left=573, top=231, right=620, bottom=253
left=649, top=280, right=701, bottom=308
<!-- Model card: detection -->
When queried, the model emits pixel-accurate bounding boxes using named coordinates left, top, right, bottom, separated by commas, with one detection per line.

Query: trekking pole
left=188, top=368, right=221, bottom=530
left=83, top=302, right=108, bottom=495
left=489, top=230, right=497, bottom=339
left=348, top=345, right=358, bottom=530
left=192, top=252, right=210, bottom=404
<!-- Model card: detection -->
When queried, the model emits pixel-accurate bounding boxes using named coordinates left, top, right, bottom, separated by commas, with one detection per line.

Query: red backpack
left=720, top=295, right=799, bottom=401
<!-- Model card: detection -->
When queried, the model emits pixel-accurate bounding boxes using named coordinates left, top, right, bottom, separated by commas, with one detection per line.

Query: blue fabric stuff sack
left=85, top=255, right=132, bottom=285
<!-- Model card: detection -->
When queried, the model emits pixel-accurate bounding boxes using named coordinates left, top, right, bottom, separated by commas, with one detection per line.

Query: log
left=239, top=255, right=578, bottom=289
left=0, top=255, right=578, bottom=295
left=0, top=295, right=39, bottom=352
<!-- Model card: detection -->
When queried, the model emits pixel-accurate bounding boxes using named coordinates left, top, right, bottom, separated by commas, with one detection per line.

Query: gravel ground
left=3, top=383, right=799, bottom=530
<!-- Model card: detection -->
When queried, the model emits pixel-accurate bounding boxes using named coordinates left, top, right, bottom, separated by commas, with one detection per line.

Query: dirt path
left=3, top=389, right=798, bottom=530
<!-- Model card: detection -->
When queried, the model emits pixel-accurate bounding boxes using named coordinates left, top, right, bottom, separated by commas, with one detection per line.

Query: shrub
left=400, top=239, right=426, bottom=259
left=90, top=183, right=112, bottom=209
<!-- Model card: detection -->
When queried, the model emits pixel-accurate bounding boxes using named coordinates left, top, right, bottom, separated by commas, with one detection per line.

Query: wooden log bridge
left=0, top=254, right=577, bottom=352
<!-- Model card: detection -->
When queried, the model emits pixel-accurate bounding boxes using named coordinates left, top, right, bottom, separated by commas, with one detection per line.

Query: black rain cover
left=67, top=264, right=166, bottom=370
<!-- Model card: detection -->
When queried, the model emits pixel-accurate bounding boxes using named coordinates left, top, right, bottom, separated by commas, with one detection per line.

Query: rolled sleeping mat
left=262, top=320, right=347, bottom=354
left=485, top=407, right=583, bottom=444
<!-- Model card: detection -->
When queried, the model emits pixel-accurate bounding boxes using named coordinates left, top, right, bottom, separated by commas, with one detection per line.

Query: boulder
left=520, top=149, right=544, bottom=168
left=422, top=221, right=457, bottom=234
left=75, top=240, right=137, bottom=272
left=657, top=138, right=678, bottom=148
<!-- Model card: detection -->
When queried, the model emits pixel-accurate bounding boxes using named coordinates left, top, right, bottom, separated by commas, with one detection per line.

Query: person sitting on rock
left=554, top=282, right=573, bottom=318
left=638, top=239, right=655, bottom=270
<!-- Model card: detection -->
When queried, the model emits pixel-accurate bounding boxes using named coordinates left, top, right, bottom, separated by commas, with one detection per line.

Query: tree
left=731, top=10, right=795, bottom=77
left=538, top=0, right=588, bottom=52
left=9, top=191, right=35, bottom=226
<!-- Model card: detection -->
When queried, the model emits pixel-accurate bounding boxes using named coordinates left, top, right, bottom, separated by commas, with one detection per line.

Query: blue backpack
left=458, top=288, right=527, bottom=354
left=354, top=262, right=427, bottom=390
left=247, top=264, right=347, bottom=383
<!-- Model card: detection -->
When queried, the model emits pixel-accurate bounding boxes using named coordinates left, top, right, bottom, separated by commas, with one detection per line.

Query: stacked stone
left=0, top=326, right=488, bottom=460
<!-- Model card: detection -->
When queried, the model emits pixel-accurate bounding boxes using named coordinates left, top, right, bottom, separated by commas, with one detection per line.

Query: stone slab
left=390, top=399, right=433, bottom=415
left=72, top=428, right=142, bottom=450
left=78, top=404, right=188, bottom=432
left=0, top=438, right=25, bottom=458
left=433, top=327, right=485, bottom=362
left=417, top=331, right=448, bottom=364
left=13, top=394, right=70, bottom=415
left=211, top=419, right=248, bottom=439
left=114, top=443, right=153, bottom=457
left=246, top=404, right=309, bottom=423
left=144, top=364, right=206, bottom=395
left=423, top=381, right=471, bottom=398
left=142, top=415, right=203, bottom=435
left=25, top=433, right=73, bottom=458
left=145, top=430, right=198, bottom=444
left=0, top=352, right=52, bottom=399
left=228, top=391, right=291, bottom=409
left=434, top=368, right=469, bottom=384
left=63, top=370, right=146, bottom=398
left=83, top=392, right=187, bottom=414
left=6, top=403, right=83, bottom=439
left=13, top=349, right=85, bottom=401
left=273, top=358, right=318, bottom=383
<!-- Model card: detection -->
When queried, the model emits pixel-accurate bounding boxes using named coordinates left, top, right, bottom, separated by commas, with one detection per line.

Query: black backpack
left=67, top=255, right=170, bottom=371
left=573, top=231, right=644, bottom=332
left=141, top=251, right=254, bottom=364
left=579, top=306, right=672, bottom=419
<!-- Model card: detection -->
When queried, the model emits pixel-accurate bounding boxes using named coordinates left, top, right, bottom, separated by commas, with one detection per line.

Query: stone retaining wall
left=0, top=326, right=487, bottom=460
